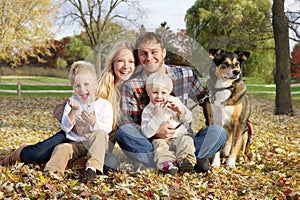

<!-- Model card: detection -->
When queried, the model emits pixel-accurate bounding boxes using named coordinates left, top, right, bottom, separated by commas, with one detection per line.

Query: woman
left=0, top=41, right=136, bottom=169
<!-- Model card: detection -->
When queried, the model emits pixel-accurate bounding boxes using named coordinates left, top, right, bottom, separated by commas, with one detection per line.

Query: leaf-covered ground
left=0, top=96, right=299, bottom=199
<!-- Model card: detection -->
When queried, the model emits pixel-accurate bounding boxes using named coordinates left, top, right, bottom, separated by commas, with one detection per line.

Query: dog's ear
left=235, top=51, right=250, bottom=63
left=209, top=48, right=224, bottom=60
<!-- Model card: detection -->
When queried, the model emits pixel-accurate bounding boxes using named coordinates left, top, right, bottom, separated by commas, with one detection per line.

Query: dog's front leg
left=221, top=128, right=232, bottom=158
left=226, top=126, right=243, bottom=167
left=211, top=151, right=221, bottom=168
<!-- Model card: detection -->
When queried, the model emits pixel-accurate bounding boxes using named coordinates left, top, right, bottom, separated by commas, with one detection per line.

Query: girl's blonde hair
left=69, top=61, right=96, bottom=85
left=96, top=41, right=134, bottom=130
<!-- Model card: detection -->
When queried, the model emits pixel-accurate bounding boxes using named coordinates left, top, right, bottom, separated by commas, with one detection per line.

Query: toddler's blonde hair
left=145, top=72, right=173, bottom=94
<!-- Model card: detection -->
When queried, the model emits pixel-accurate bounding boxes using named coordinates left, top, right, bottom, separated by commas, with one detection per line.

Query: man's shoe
left=194, top=158, right=210, bottom=173
left=81, top=168, right=96, bottom=183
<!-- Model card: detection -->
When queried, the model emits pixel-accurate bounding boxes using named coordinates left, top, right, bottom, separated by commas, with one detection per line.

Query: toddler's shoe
left=161, top=161, right=178, bottom=176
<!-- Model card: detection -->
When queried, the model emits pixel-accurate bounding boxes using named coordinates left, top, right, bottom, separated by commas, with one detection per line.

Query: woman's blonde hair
left=96, top=41, right=134, bottom=130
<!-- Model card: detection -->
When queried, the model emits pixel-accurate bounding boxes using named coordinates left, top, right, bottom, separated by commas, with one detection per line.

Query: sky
left=54, top=0, right=196, bottom=39
left=137, top=0, right=196, bottom=31
left=54, top=0, right=299, bottom=50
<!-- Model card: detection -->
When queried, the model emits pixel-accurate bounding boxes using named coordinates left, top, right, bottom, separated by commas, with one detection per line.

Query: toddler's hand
left=152, top=102, right=165, bottom=117
left=166, top=98, right=185, bottom=115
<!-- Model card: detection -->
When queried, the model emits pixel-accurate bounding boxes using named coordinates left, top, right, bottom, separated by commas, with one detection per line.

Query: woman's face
left=113, top=49, right=135, bottom=83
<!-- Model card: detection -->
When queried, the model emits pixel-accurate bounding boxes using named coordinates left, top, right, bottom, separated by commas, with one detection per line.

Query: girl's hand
left=68, top=98, right=80, bottom=110
left=81, top=110, right=96, bottom=126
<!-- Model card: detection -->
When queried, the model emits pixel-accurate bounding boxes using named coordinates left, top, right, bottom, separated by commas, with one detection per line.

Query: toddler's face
left=73, top=73, right=97, bottom=103
left=148, top=87, right=170, bottom=105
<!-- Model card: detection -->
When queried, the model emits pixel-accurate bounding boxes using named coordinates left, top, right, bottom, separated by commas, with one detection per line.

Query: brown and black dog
left=202, top=48, right=252, bottom=168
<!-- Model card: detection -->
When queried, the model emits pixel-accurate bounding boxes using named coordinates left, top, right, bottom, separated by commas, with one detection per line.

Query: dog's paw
left=211, top=152, right=221, bottom=168
left=226, top=157, right=236, bottom=168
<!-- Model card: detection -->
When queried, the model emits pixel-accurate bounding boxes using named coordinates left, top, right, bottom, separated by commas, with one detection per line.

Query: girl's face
left=73, top=72, right=97, bottom=103
left=148, top=87, right=170, bottom=105
left=137, top=42, right=166, bottom=75
left=113, top=49, right=135, bottom=83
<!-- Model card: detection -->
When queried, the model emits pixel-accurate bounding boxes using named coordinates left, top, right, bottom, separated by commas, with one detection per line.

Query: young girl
left=141, top=72, right=196, bottom=175
left=43, top=61, right=113, bottom=183
left=0, top=41, right=136, bottom=172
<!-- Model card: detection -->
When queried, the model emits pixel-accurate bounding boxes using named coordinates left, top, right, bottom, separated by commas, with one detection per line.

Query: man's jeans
left=116, top=124, right=226, bottom=168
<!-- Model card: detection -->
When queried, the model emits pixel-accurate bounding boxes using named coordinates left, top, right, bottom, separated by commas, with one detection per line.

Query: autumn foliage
left=0, top=96, right=299, bottom=199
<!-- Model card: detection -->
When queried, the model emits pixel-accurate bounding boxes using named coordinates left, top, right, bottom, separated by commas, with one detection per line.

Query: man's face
left=137, top=42, right=166, bottom=75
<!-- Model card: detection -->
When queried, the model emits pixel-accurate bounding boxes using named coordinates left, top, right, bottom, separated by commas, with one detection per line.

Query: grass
left=1, top=76, right=299, bottom=105
left=0, top=76, right=70, bottom=84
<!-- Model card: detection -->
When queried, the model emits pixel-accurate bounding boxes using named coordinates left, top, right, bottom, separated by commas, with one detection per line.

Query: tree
left=0, top=0, right=60, bottom=66
left=185, top=0, right=273, bottom=50
left=291, top=44, right=300, bottom=81
left=59, top=0, right=143, bottom=77
left=184, top=0, right=275, bottom=80
left=286, top=2, right=300, bottom=44
left=272, top=0, right=293, bottom=115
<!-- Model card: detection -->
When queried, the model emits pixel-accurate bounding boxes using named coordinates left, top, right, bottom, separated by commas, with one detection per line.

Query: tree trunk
left=93, top=45, right=102, bottom=78
left=272, top=0, right=293, bottom=115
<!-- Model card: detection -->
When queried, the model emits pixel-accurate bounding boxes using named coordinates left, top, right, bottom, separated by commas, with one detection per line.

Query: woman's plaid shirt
left=120, top=65, right=205, bottom=126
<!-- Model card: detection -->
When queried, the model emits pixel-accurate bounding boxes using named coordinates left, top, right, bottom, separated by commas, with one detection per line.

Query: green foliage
left=244, top=50, right=275, bottom=83
left=185, top=0, right=273, bottom=50
left=66, top=36, right=93, bottom=62
left=56, top=58, right=68, bottom=70
left=185, top=0, right=275, bottom=79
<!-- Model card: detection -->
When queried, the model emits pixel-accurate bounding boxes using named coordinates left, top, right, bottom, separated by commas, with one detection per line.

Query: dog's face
left=209, top=49, right=250, bottom=81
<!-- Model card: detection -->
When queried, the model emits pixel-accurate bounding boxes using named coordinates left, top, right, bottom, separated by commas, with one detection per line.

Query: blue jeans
left=20, top=130, right=68, bottom=164
left=116, top=124, right=226, bottom=168
left=20, top=130, right=120, bottom=171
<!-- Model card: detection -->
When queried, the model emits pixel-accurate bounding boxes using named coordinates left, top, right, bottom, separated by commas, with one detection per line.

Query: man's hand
left=154, top=122, right=175, bottom=139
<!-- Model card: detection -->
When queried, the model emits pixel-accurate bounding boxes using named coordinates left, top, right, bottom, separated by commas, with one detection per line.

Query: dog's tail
left=243, top=119, right=254, bottom=155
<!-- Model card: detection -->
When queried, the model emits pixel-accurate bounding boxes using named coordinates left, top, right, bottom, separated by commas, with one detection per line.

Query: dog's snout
left=233, top=70, right=240, bottom=76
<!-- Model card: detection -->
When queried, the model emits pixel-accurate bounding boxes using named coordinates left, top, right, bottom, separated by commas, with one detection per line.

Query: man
left=116, top=32, right=226, bottom=172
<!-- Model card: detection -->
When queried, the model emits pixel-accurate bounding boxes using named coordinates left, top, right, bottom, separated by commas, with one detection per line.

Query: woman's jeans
left=20, top=130, right=68, bottom=164
left=20, top=130, right=119, bottom=171
left=116, top=124, right=227, bottom=168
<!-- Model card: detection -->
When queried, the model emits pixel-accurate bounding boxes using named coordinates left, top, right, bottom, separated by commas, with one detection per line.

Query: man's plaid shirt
left=120, top=65, right=206, bottom=126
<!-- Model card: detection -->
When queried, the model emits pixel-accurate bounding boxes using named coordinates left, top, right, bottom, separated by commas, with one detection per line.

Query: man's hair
left=145, top=72, right=173, bottom=93
left=69, top=61, right=96, bottom=85
left=135, top=32, right=165, bottom=50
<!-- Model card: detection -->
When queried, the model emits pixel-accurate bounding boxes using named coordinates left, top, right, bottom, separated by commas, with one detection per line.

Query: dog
left=202, top=48, right=252, bottom=168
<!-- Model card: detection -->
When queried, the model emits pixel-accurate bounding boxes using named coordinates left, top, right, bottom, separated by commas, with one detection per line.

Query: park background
left=0, top=0, right=299, bottom=199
